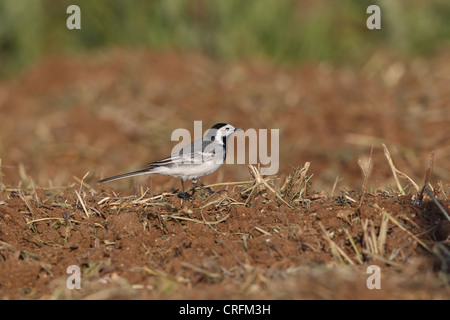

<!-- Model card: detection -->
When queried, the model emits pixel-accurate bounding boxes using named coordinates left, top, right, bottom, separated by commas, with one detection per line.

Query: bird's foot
left=171, top=187, right=193, bottom=200
left=203, top=186, right=215, bottom=194
left=177, top=191, right=193, bottom=200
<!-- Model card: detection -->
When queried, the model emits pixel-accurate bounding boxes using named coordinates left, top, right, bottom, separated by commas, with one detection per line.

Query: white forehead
left=205, top=124, right=234, bottom=138
left=216, top=125, right=236, bottom=134
left=221, top=124, right=234, bottom=130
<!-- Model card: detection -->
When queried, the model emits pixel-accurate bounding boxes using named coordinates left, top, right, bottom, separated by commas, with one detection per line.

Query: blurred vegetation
left=0, top=0, right=450, bottom=77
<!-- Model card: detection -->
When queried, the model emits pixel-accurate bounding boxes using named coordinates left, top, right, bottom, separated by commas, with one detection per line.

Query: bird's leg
left=177, top=179, right=192, bottom=200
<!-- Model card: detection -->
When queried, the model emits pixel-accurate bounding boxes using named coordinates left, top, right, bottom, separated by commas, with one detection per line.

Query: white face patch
left=214, top=125, right=236, bottom=142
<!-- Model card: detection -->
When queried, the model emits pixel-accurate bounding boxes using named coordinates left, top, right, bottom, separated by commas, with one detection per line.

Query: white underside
left=151, top=160, right=223, bottom=181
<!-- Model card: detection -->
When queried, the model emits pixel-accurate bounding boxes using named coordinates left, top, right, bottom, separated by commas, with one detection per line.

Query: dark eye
left=225, top=127, right=230, bottom=131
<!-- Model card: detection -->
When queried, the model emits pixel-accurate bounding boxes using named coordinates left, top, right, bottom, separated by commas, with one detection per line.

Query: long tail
left=99, top=168, right=153, bottom=183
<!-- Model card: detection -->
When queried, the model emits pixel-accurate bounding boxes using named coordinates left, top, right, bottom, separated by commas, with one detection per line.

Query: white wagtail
left=99, top=123, right=241, bottom=197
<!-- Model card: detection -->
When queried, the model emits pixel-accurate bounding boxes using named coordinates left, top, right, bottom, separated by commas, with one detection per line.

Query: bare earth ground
left=0, top=49, right=449, bottom=299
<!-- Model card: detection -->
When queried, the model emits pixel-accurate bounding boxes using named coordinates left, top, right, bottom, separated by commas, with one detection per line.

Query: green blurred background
left=1, top=0, right=450, bottom=77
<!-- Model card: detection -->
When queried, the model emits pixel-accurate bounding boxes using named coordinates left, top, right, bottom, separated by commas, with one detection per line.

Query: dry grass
left=1, top=145, right=449, bottom=299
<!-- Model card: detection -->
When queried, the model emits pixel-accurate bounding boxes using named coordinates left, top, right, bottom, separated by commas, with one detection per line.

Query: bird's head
left=206, top=123, right=242, bottom=144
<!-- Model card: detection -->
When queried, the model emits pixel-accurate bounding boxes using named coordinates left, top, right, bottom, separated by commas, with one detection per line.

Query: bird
left=99, top=123, right=241, bottom=197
